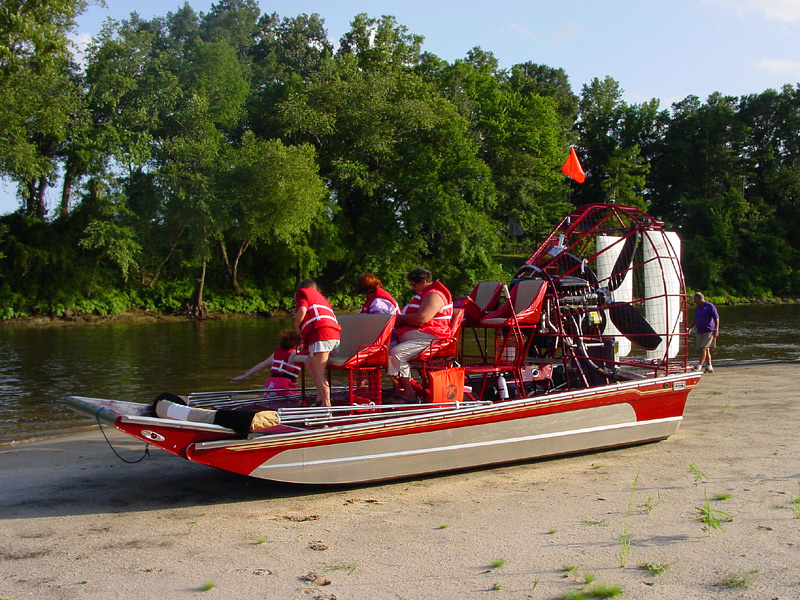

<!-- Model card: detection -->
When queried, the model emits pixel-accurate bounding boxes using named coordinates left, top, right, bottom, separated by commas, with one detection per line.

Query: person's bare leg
left=398, top=376, right=417, bottom=401
left=307, top=351, right=331, bottom=406
left=389, top=375, right=404, bottom=395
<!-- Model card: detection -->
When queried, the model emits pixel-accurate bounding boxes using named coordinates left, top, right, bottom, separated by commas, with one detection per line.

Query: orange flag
left=561, top=146, right=586, bottom=183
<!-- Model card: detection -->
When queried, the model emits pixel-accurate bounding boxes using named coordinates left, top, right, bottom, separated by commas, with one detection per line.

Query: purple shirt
left=694, top=301, right=719, bottom=333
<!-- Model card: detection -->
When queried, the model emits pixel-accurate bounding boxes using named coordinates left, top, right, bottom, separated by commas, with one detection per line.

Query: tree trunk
left=218, top=239, right=235, bottom=290
left=60, top=169, right=75, bottom=218
left=147, top=226, right=185, bottom=288
left=24, top=179, right=47, bottom=218
left=35, top=177, right=47, bottom=219
left=231, top=239, right=250, bottom=294
left=187, top=257, right=208, bottom=319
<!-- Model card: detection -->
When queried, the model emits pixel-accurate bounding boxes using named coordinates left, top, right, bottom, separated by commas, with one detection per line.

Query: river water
left=1, top=304, right=798, bottom=445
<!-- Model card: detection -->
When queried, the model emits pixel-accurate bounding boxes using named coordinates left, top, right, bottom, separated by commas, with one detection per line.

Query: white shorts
left=308, top=339, right=340, bottom=356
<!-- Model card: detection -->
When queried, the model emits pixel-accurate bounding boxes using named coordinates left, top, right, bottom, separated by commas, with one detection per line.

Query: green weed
left=790, top=480, right=800, bottom=519
left=324, top=562, right=358, bottom=572
left=200, top=582, right=215, bottom=592
left=696, top=489, right=732, bottom=533
left=713, top=492, right=731, bottom=501
left=638, top=561, right=672, bottom=575
left=718, top=569, right=759, bottom=588
left=690, top=463, right=709, bottom=484
left=618, top=473, right=638, bottom=567
left=489, top=559, right=505, bottom=569
left=643, top=490, right=661, bottom=513
left=557, top=583, right=623, bottom=599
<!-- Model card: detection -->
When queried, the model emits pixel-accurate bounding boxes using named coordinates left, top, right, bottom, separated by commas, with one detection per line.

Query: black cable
left=95, top=407, right=150, bottom=464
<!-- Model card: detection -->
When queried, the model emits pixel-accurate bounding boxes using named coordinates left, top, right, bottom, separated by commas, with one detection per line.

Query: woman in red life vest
left=232, top=329, right=302, bottom=397
left=388, top=267, right=452, bottom=403
left=294, top=279, right=341, bottom=406
left=356, top=272, right=399, bottom=315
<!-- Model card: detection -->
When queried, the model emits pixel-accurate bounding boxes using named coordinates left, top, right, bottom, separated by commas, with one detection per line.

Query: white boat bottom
left=249, top=403, right=681, bottom=484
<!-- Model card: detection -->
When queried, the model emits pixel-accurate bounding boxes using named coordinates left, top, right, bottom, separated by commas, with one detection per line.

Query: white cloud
left=549, top=21, right=582, bottom=44
left=754, top=57, right=800, bottom=77
left=492, top=22, right=538, bottom=42
left=701, top=0, right=800, bottom=22
left=69, top=32, right=93, bottom=68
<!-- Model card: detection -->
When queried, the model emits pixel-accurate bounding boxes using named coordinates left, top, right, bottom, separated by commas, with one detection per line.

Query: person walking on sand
left=294, top=279, right=341, bottom=406
left=688, top=291, right=719, bottom=373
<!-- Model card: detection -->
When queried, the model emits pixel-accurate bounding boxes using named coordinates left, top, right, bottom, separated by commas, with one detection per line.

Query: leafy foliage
left=1, top=5, right=799, bottom=319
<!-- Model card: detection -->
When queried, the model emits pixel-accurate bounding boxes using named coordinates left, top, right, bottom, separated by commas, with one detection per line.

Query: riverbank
left=2, top=295, right=798, bottom=329
left=1, top=363, right=798, bottom=599
left=0, top=309, right=287, bottom=329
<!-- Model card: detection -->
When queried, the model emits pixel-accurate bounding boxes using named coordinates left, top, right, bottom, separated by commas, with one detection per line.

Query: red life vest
left=296, top=287, right=341, bottom=345
left=360, top=286, right=400, bottom=314
left=270, top=346, right=301, bottom=381
left=396, top=281, right=453, bottom=338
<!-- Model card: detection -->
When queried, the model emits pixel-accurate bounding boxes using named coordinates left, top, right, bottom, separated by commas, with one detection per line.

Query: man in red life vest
left=388, top=268, right=452, bottom=403
left=295, top=279, right=341, bottom=406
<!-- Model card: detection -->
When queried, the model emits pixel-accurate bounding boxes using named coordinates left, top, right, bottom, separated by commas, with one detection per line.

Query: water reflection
left=0, top=304, right=797, bottom=443
left=714, top=304, right=800, bottom=366
left=0, top=318, right=291, bottom=444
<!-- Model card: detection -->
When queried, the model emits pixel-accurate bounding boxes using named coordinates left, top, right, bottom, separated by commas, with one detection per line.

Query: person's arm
left=233, top=353, right=275, bottom=381
left=396, top=291, right=444, bottom=327
left=712, top=314, right=720, bottom=337
left=294, top=305, right=307, bottom=336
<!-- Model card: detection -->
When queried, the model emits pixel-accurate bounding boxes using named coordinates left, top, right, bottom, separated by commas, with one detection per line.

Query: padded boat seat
left=414, top=308, right=465, bottom=365
left=292, top=313, right=395, bottom=369
left=481, top=279, right=547, bottom=327
left=328, top=313, right=395, bottom=368
left=456, top=281, right=504, bottom=325
left=292, top=313, right=395, bottom=405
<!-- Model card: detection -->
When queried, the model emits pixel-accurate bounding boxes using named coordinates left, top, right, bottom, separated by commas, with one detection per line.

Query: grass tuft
left=718, top=569, right=759, bottom=588
left=638, top=561, right=673, bottom=576
left=696, top=489, right=732, bottom=533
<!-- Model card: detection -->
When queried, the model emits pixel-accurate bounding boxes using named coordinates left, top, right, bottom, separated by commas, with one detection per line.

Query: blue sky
left=2, top=0, right=799, bottom=214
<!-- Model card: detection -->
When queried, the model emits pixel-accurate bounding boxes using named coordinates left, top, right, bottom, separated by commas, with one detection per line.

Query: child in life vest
left=233, top=329, right=302, bottom=397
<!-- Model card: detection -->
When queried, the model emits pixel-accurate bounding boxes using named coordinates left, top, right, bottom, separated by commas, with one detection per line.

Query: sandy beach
left=1, top=363, right=799, bottom=600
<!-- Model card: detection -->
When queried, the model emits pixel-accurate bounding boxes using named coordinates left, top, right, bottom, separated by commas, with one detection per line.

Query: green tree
left=279, top=40, right=500, bottom=290
left=220, top=132, right=327, bottom=292
left=0, top=0, right=88, bottom=217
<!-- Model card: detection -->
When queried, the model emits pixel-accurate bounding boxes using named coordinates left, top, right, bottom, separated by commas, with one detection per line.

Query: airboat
left=68, top=204, right=701, bottom=484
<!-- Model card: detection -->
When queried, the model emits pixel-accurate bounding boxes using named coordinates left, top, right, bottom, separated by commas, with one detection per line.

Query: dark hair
left=297, top=278, right=318, bottom=291
left=406, top=267, right=432, bottom=284
left=279, top=329, right=301, bottom=349
left=356, top=273, right=381, bottom=294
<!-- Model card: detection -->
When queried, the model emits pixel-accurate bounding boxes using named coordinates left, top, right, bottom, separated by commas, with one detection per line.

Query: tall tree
left=220, top=132, right=327, bottom=292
